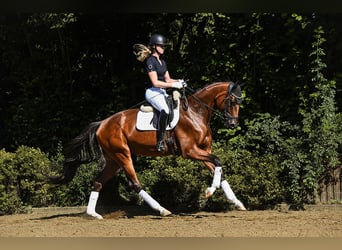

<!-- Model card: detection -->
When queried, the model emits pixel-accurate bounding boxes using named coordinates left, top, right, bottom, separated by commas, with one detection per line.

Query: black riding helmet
left=149, top=34, right=167, bottom=46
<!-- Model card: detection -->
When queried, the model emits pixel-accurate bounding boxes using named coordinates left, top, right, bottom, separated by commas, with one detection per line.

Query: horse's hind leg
left=138, top=190, right=172, bottom=216
left=86, top=160, right=120, bottom=219
left=122, top=159, right=171, bottom=216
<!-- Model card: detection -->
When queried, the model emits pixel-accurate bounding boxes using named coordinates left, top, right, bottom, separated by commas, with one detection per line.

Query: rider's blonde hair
left=133, top=44, right=151, bottom=62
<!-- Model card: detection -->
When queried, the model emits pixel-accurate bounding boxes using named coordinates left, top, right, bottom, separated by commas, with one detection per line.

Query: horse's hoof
left=160, top=208, right=172, bottom=216
left=87, top=212, right=104, bottom=219
left=205, top=187, right=215, bottom=198
left=235, top=202, right=247, bottom=211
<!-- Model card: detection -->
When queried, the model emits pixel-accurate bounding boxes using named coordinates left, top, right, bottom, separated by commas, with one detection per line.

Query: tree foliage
left=1, top=13, right=342, bottom=151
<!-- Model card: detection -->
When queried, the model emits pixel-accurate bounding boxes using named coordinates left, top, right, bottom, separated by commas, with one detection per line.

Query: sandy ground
left=1, top=205, right=342, bottom=237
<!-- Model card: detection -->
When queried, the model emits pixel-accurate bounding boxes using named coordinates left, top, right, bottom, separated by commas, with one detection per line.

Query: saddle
left=136, top=90, right=181, bottom=131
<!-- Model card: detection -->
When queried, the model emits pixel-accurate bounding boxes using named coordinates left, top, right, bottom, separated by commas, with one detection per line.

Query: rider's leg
left=156, top=109, right=169, bottom=152
left=145, top=88, right=170, bottom=152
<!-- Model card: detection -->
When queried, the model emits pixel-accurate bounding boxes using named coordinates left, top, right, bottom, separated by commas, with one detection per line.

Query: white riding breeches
left=145, top=87, right=170, bottom=114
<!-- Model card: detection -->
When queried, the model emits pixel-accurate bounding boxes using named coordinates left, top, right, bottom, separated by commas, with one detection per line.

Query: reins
left=128, top=83, right=240, bottom=122
left=184, top=86, right=216, bottom=110
left=183, top=86, right=228, bottom=121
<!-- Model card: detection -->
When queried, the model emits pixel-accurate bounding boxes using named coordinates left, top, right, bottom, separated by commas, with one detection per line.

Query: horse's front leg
left=220, top=178, right=246, bottom=211
left=184, top=147, right=246, bottom=211
left=181, top=147, right=221, bottom=195
left=204, top=163, right=222, bottom=198
left=202, top=161, right=246, bottom=210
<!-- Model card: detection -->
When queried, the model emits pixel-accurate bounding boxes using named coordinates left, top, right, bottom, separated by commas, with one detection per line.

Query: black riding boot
left=156, top=110, right=168, bottom=152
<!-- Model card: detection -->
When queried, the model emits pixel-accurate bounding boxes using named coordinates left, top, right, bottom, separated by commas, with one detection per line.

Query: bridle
left=223, top=82, right=242, bottom=125
left=183, top=82, right=242, bottom=127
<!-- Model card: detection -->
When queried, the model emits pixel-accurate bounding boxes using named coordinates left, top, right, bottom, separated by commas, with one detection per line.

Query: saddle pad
left=136, top=105, right=180, bottom=131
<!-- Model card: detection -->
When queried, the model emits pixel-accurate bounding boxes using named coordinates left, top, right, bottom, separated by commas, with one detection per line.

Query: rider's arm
left=164, top=71, right=178, bottom=83
left=148, top=71, right=177, bottom=88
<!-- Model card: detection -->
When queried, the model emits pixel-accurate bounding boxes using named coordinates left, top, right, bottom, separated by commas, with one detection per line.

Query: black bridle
left=223, top=82, right=242, bottom=125
left=183, top=82, right=242, bottom=127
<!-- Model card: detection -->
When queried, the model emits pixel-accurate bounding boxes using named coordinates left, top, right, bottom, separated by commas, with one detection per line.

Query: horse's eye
left=229, top=98, right=237, bottom=106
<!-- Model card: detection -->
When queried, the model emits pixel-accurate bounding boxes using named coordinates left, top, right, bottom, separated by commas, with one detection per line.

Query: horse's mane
left=193, top=81, right=231, bottom=93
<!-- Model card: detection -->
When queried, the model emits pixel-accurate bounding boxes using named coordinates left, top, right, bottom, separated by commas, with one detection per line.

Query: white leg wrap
left=221, top=180, right=246, bottom=211
left=205, top=166, right=222, bottom=198
left=86, top=191, right=103, bottom=219
left=205, top=186, right=217, bottom=197
left=139, top=190, right=171, bottom=216
left=212, top=166, right=222, bottom=188
left=221, top=180, right=237, bottom=203
left=139, top=190, right=162, bottom=211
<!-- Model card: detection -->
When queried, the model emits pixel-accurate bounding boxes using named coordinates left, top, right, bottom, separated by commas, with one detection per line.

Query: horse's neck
left=183, top=82, right=228, bottom=124
left=191, top=83, right=226, bottom=108
left=187, top=95, right=213, bottom=114
left=183, top=91, right=215, bottom=125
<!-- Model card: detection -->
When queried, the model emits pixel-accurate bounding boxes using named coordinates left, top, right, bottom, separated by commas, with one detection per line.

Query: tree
left=298, top=25, right=340, bottom=203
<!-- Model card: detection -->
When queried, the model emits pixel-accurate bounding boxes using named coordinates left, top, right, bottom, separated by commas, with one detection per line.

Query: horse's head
left=222, top=82, right=242, bottom=129
left=186, top=81, right=242, bottom=129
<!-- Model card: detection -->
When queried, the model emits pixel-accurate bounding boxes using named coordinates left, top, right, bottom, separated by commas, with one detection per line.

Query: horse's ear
left=228, top=82, right=235, bottom=93
left=238, top=82, right=246, bottom=88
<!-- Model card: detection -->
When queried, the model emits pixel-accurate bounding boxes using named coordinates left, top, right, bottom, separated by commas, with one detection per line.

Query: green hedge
left=137, top=143, right=284, bottom=212
left=0, top=146, right=51, bottom=214
left=0, top=145, right=98, bottom=214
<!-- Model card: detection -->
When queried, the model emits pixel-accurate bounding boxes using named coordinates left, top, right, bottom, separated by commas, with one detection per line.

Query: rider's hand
left=171, top=81, right=183, bottom=89
left=179, top=79, right=187, bottom=88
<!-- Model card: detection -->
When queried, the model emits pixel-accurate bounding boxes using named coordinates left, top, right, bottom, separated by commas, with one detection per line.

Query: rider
left=133, top=34, right=184, bottom=152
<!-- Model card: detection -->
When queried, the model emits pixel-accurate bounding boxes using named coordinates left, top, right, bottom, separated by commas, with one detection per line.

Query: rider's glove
left=172, top=81, right=183, bottom=89
left=179, top=79, right=187, bottom=88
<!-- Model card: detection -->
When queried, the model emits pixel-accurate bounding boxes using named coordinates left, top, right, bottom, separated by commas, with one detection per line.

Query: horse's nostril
left=228, top=121, right=238, bottom=129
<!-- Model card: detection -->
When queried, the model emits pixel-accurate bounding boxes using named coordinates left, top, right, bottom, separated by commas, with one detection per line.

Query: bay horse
left=49, top=81, right=246, bottom=219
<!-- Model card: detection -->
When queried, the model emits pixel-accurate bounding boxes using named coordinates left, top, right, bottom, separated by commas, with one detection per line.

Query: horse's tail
left=48, top=121, right=103, bottom=185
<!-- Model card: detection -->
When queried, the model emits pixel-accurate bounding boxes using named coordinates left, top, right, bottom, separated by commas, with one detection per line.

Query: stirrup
left=156, top=140, right=165, bottom=152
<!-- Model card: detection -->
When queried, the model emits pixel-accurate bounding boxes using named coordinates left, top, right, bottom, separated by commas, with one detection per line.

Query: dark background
left=0, top=13, right=341, bottom=153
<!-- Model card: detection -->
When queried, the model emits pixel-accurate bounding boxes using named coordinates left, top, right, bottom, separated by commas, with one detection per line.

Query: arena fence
left=317, top=166, right=342, bottom=204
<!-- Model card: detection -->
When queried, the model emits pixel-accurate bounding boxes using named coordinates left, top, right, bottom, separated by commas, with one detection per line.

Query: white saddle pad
left=136, top=103, right=180, bottom=131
